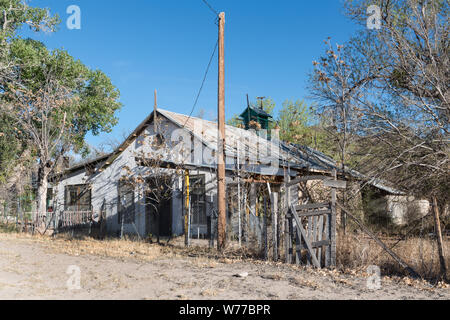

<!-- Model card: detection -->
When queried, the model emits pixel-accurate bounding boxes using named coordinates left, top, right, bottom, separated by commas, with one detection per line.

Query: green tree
left=0, top=114, right=24, bottom=183
left=250, top=97, right=276, bottom=117
left=278, top=100, right=311, bottom=144
left=0, top=0, right=59, bottom=78
left=2, top=38, right=121, bottom=216
left=0, top=0, right=59, bottom=189
left=226, top=114, right=243, bottom=128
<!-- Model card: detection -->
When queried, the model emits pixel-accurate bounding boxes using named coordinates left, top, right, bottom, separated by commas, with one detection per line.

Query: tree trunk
left=35, top=164, right=50, bottom=234
left=432, top=196, right=447, bottom=281
left=156, top=212, right=160, bottom=244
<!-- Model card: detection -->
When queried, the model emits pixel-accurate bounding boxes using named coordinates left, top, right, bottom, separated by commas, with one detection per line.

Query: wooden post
left=243, top=191, right=248, bottom=245
left=327, top=169, right=337, bottom=268
left=209, top=194, right=215, bottom=248
left=217, top=12, right=226, bottom=251
left=250, top=183, right=256, bottom=242
left=263, top=195, right=268, bottom=260
left=307, top=216, right=313, bottom=266
left=154, top=89, right=158, bottom=132
left=237, top=142, right=241, bottom=247
left=284, top=172, right=291, bottom=263
left=185, top=170, right=190, bottom=247
left=432, top=196, right=448, bottom=281
left=271, top=192, right=278, bottom=261
left=288, top=213, right=294, bottom=264
left=295, top=223, right=301, bottom=265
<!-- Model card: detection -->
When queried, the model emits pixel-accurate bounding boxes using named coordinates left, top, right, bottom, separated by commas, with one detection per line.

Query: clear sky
left=21, top=0, right=358, bottom=150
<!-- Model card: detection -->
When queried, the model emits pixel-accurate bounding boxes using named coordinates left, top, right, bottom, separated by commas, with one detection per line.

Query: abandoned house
left=47, top=107, right=424, bottom=239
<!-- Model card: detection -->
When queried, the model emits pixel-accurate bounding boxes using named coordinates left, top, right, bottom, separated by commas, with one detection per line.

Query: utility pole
left=153, top=90, right=158, bottom=134
left=154, top=89, right=158, bottom=132
left=217, top=12, right=226, bottom=251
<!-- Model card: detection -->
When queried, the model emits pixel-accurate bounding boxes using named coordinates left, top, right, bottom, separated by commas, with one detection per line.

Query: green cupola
left=240, top=105, right=273, bottom=131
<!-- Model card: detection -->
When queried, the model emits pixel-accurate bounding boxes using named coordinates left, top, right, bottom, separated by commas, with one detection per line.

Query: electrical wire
left=201, top=0, right=219, bottom=17
left=182, top=0, right=221, bottom=128
left=182, top=39, right=218, bottom=128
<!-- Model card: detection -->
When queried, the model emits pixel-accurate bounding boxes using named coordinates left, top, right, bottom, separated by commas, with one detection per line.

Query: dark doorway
left=145, top=177, right=173, bottom=238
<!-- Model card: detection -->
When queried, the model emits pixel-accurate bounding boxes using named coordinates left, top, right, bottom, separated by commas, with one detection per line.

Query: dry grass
left=45, top=234, right=164, bottom=262
left=337, top=232, right=450, bottom=281
left=1, top=227, right=448, bottom=287
left=288, top=276, right=321, bottom=289
left=0, top=232, right=164, bottom=262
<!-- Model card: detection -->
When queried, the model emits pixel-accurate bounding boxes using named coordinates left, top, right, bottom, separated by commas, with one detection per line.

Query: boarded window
left=64, top=185, right=91, bottom=211
left=118, top=182, right=135, bottom=224
left=190, top=175, right=206, bottom=226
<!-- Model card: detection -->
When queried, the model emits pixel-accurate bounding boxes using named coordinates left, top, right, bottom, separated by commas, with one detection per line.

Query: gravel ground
left=0, top=233, right=448, bottom=300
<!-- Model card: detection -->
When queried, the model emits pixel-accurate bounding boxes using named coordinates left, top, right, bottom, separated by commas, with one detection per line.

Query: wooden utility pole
left=217, top=12, right=226, bottom=251
left=185, top=170, right=190, bottom=247
left=154, top=89, right=158, bottom=132
left=432, top=196, right=447, bottom=281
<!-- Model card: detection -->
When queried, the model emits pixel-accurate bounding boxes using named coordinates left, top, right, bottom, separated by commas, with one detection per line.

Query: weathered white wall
left=54, top=117, right=226, bottom=238
left=386, top=196, right=430, bottom=225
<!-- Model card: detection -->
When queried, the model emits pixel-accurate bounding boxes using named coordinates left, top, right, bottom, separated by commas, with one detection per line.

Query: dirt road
left=0, top=234, right=448, bottom=300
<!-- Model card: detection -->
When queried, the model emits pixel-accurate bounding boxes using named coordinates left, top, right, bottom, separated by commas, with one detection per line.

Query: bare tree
left=4, top=80, right=72, bottom=219
left=120, top=118, right=188, bottom=243
left=311, top=0, right=448, bottom=279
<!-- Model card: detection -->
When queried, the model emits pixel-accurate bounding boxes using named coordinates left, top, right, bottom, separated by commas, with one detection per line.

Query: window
left=47, top=188, right=54, bottom=212
left=118, top=182, right=135, bottom=224
left=64, top=185, right=91, bottom=211
left=189, top=175, right=206, bottom=226
left=152, top=133, right=165, bottom=149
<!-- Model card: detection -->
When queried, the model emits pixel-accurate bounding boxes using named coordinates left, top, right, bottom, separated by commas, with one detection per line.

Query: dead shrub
left=337, top=232, right=449, bottom=281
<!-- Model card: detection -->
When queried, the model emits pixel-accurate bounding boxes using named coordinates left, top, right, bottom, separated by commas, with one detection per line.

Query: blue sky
left=22, top=0, right=358, bottom=150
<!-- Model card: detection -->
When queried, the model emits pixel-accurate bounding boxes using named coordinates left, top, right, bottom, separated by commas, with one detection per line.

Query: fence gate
left=286, top=203, right=336, bottom=268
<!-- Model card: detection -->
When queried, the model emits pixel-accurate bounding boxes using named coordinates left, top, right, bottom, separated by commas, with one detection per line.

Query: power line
left=201, top=0, right=219, bottom=16
left=182, top=39, right=218, bottom=128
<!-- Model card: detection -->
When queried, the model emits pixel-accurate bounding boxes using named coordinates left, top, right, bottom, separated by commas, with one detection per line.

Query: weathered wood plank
left=324, top=179, right=347, bottom=189
left=298, top=210, right=332, bottom=218
left=295, top=203, right=330, bottom=211
left=298, top=239, right=330, bottom=250
left=313, top=215, right=318, bottom=266
left=307, top=216, right=313, bottom=266
left=263, top=195, right=268, bottom=261
left=317, top=215, right=324, bottom=268
left=286, top=176, right=332, bottom=187
left=325, top=213, right=330, bottom=267
left=328, top=169, right=337, bottom=267
left=291, top=205, right=321, bottom=268
left=288, top=215, right=293, bottom=264
left=284, top=173, right=291, bottom=264
left=271, top=193, right=278, bottom=262
left=295, top=221, right=301, bottom=265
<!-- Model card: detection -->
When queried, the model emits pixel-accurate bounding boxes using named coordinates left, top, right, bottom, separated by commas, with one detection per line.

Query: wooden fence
left=286, top=203, right=336, bottom=268
left=1, top=211, right=94, bottom=234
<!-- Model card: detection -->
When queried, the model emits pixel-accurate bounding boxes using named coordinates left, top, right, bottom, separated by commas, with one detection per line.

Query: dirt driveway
left=0, top=233, right=448, bottom=300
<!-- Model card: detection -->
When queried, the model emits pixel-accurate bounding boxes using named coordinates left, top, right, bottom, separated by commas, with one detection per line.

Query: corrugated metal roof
left=60, top=108, right=402, bottom=194
left=158, top=109, right=301, bottom=167
left=158, top=109, right=402, bottom=194
left=283, top=142, right=403, bottom=195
